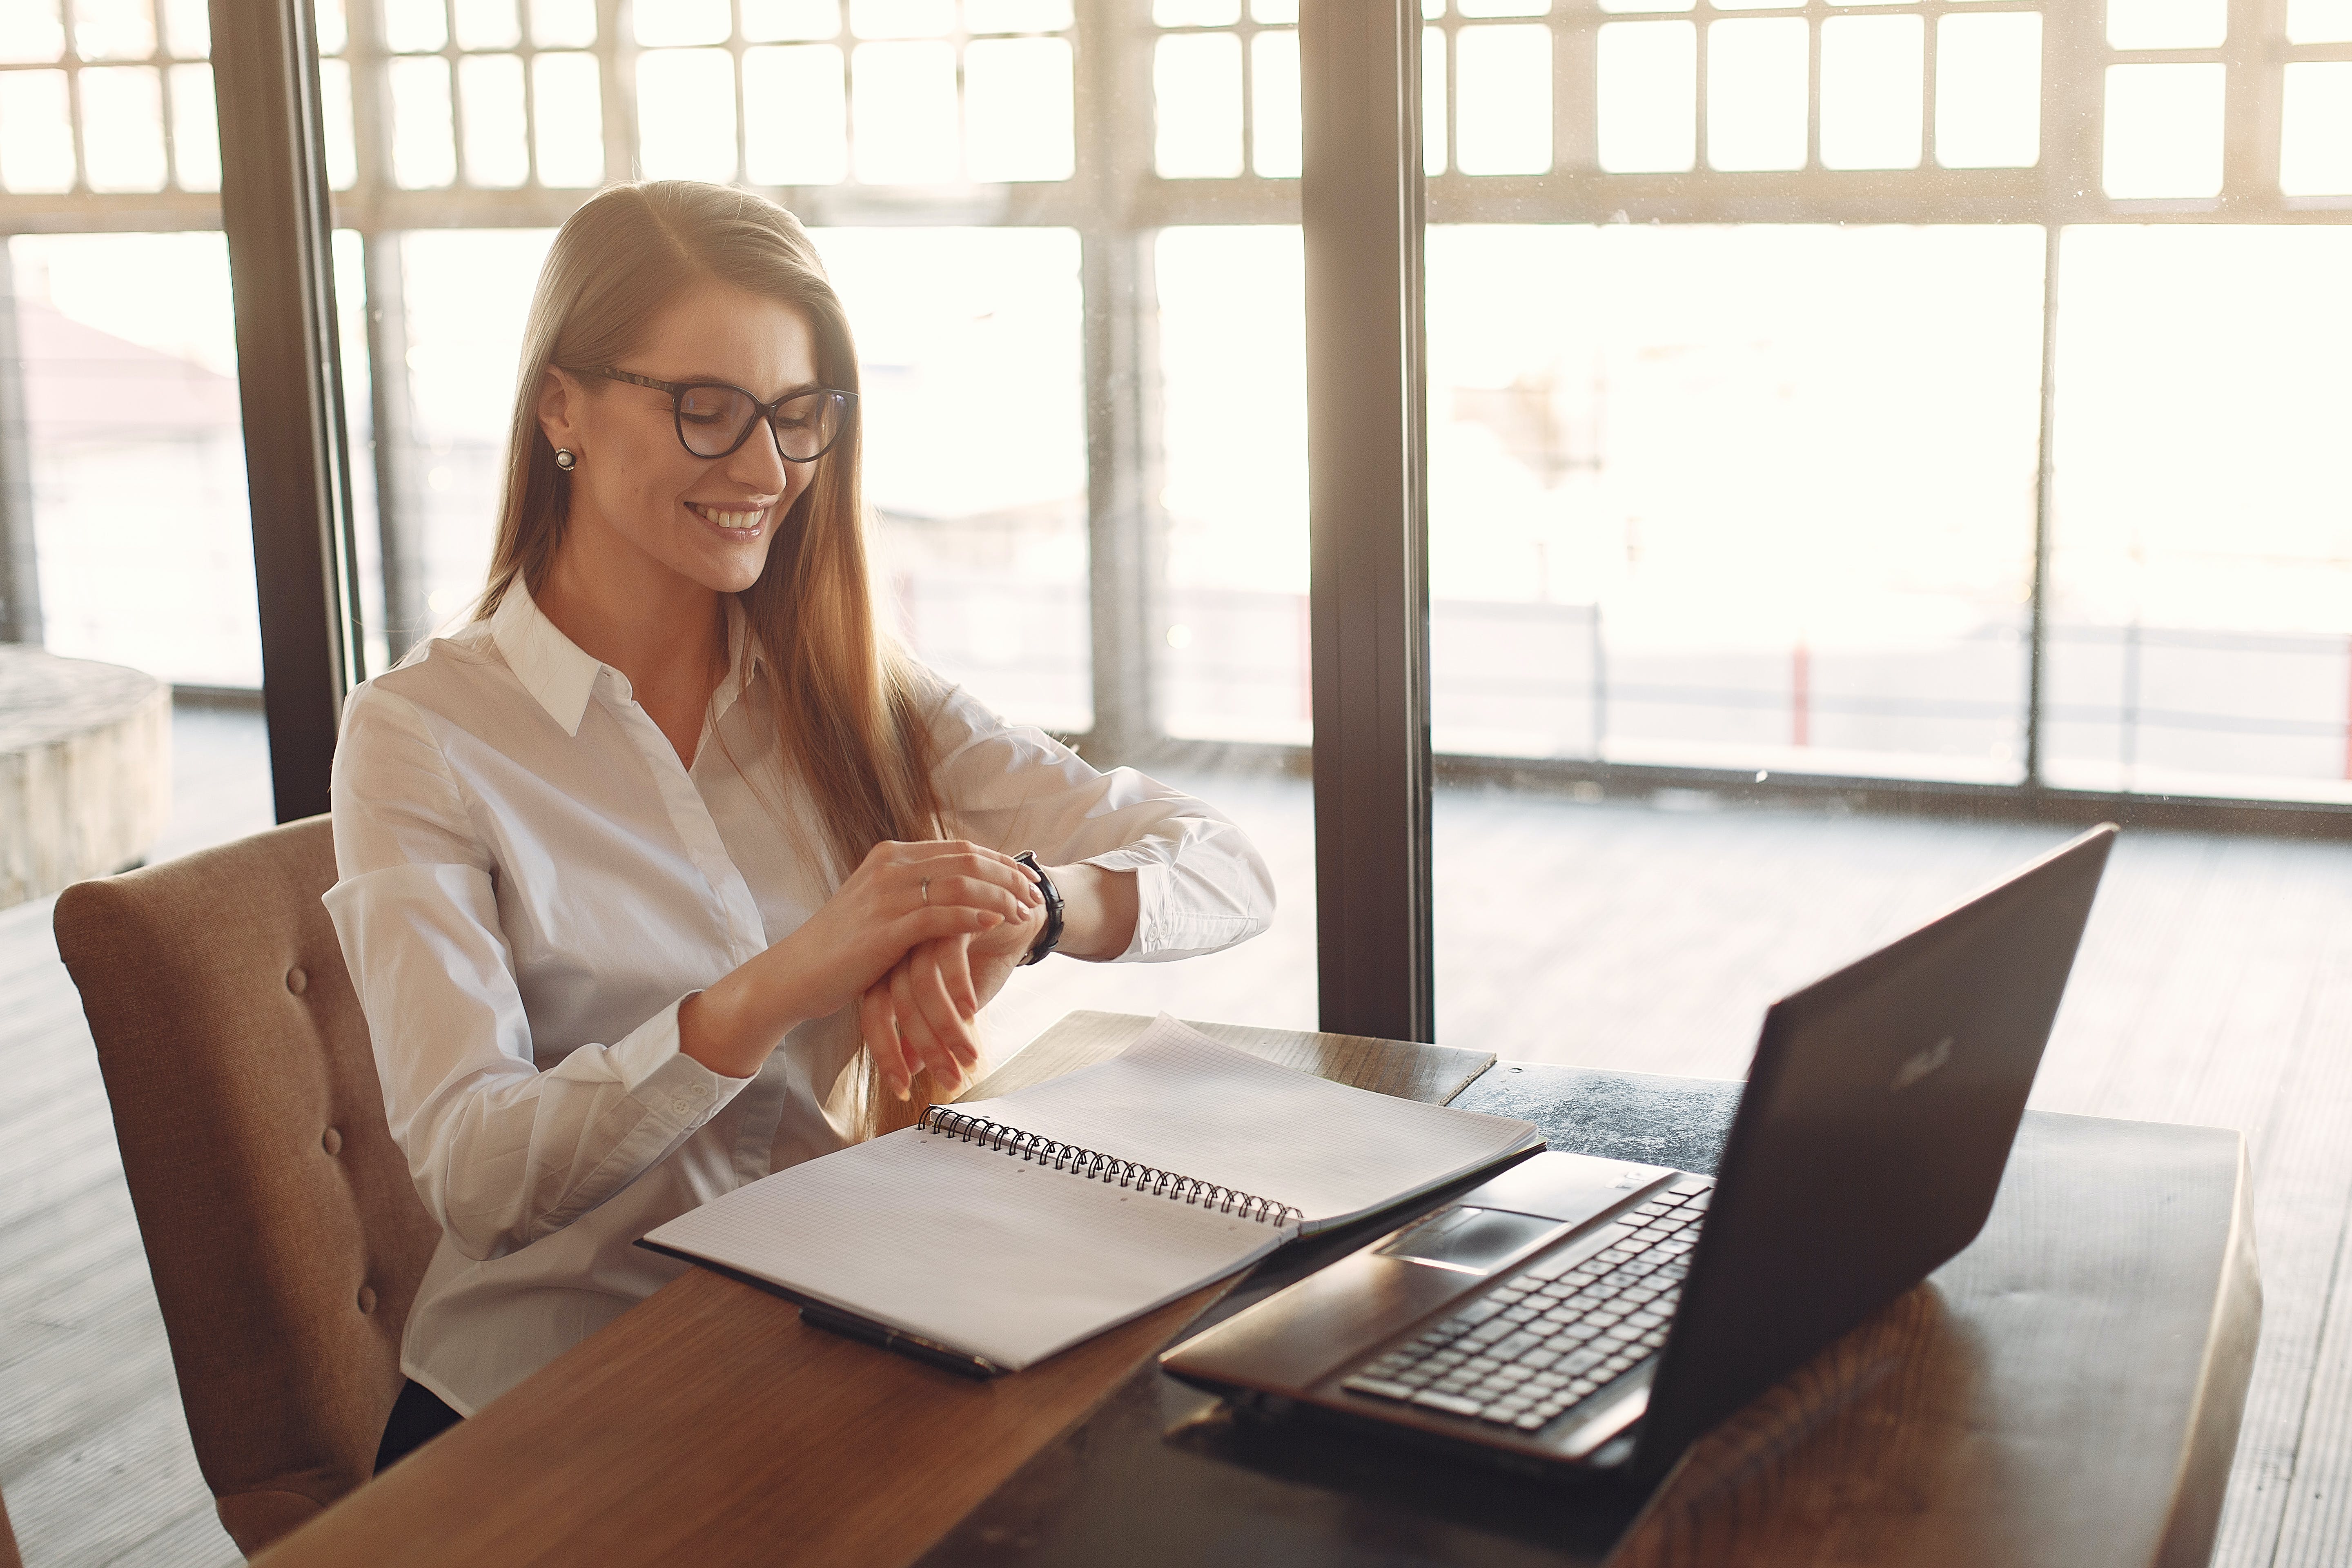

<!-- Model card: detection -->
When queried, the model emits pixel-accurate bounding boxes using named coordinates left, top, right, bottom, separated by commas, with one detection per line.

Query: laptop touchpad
left=1377, top=1207, right=1570, bottom=1275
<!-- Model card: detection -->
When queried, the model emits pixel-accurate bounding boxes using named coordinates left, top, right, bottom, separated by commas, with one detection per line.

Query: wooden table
left=251, top=1012, right=2259, bottom=1568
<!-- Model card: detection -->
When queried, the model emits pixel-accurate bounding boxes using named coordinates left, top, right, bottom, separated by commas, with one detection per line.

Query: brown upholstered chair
left=53, top=815, right=439, bottom=1556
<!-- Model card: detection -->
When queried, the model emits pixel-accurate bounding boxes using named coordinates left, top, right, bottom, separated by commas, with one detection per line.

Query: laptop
left=1162, top=822, right=2116, bottom=1481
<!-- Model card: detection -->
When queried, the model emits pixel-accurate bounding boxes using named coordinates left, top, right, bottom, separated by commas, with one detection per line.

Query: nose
left=721, top=414, right=792, bottom=498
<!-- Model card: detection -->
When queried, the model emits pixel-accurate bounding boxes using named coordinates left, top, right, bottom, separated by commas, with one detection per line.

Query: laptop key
left=1492, top=1332, right=1541, bottom=1359
left=1412, top=1391, right=1486, bottom=1418
left=1342, top=1376, right=1415, bottom=1401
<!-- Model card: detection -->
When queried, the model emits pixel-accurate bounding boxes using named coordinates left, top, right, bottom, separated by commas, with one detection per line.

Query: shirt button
left=690, top=1083, right=710, bottom=1098
left=672, top=1098, right=692, bottom=1115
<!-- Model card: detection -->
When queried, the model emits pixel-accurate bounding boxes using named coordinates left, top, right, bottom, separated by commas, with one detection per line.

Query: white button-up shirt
left=325, top=584, right=1274, bottom=1415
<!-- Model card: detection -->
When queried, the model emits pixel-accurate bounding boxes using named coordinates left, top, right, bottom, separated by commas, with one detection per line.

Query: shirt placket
left=595, top=669, right=793, bottom=1179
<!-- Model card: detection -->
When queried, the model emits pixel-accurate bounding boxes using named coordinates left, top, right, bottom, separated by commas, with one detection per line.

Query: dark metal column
left=210, top=0, right=365, bottom=821
left=1300, top=0, right=1433, bottom=1042
left=0, top=256, right=39, bottom=646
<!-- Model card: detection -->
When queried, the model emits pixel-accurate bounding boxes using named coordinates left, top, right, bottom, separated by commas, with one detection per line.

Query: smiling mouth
left=687, top=501, right=769, bottom=537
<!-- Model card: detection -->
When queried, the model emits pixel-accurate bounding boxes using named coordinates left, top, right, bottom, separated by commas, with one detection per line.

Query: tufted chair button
left=322, top=1126, right=343, bottom=1156
left=286, top=967, right=308, bottom=995
left=358, top=1285, right=377, bottom=1315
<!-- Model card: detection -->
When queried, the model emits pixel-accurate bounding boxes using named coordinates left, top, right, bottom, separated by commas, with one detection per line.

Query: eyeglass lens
left=675, top=385, right=850, bottom=461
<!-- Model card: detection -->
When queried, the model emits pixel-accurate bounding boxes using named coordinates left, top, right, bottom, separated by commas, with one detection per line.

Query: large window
left=1147, top=0, right=2352, bottom=806
left=3, top=0, right=2345, bottom=1051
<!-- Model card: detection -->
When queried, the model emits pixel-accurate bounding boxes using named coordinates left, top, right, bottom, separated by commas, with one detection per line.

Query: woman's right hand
left=679, top=840, right=1041, bottom=1080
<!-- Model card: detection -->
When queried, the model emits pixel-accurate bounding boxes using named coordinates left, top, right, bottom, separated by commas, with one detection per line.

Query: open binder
left=641, top=1016, right=1543, bottom=1374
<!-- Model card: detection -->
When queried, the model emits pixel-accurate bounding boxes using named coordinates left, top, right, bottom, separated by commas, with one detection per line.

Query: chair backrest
left=53, top=815, right=439, bottom=1556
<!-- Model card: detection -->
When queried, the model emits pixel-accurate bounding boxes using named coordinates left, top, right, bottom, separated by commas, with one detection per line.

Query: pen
left=799, top=1303, right=1007, bottom=1379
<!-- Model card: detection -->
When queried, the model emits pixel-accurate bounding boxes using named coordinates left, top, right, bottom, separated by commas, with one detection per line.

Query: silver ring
left=920, top=876, right=930, bottom=906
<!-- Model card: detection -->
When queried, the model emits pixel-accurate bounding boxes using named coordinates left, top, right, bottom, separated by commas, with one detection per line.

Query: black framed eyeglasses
left=566, top=366, right=858, bottom=462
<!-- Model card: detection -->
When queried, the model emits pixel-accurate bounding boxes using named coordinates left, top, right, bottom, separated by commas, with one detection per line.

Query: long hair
left=479, top=180, right=943, bottom=1134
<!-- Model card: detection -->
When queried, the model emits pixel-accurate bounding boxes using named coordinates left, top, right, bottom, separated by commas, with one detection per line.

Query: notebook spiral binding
left=919, top=1106, right=1306, bottom=1228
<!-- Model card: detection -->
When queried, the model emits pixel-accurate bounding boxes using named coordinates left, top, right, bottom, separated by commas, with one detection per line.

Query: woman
left=326, top=181, right=1274, bottom=1469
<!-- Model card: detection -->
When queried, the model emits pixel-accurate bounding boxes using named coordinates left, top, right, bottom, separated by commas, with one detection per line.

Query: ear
left=536, top=365, right=581, bottom=457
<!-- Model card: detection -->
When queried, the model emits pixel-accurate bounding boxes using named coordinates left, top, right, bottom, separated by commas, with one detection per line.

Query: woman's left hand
left=859, top=899, right=1042, bottom=1100
left=860, top=862, right=1141, bottom=1102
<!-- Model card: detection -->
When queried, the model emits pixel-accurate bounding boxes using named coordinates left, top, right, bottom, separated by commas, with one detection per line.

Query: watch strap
left=1013, top=852, right=1065, bottom=966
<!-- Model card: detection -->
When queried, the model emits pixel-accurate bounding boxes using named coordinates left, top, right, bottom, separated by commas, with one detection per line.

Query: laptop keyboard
left=1338, top=1180, right=1712, bottom=1434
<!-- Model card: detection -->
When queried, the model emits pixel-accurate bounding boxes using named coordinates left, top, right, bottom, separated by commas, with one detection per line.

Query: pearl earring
left=554, top=448, right=577, bottom=471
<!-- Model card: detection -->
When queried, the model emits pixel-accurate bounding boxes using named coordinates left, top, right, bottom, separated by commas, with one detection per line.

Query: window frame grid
left=0, top=0, right=221, bottom=227
left=2, top=0, right=2352, bottom=849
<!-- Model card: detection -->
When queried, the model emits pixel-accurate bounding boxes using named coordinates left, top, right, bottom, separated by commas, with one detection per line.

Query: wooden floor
left=4, top=709, right=2350, bottom=1565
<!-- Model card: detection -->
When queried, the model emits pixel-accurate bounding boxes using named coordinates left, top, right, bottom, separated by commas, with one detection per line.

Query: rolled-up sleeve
left=925, top=682, right=1275, bottom=962
left=324, top=684, right=751, bottom=1262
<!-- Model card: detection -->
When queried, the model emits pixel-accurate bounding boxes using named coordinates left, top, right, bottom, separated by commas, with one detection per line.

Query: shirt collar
left=489, top=579, right=768, bottom=738
left=489, top=579, right=605, bottom=737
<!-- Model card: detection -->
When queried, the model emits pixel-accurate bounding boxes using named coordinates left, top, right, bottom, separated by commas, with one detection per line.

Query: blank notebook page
left=947, top=1015, right=1539, bottom=1229
left=641, top=1015, right=1539, bottom=1369
left=642, top=1119, right=1285, bottom=1369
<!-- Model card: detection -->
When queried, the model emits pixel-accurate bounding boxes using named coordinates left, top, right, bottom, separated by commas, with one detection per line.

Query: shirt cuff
left=1075, top=853, right=1168, bottom=961
left=603, top=993, right=754, bottom=1133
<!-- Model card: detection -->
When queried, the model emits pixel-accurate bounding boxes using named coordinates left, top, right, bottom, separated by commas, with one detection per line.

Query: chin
left=705, top=555, right=771, bottom=596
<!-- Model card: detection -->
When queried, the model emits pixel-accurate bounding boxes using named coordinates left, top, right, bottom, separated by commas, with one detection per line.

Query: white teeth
left=695, top=505, right=763, bottom=530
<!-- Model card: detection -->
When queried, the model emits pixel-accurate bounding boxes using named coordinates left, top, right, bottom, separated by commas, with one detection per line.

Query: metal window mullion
left=350, top=2, right=395, bottom=220
left=523, top=32, right=545, bottom=188
left=2221, top=0, right=2286, bottom=206
left=733, top=24, right=750, bottom=186
left=1807, top=4, right=1823, bottom=169
left=1240, top=18, right=1258, bottom=178
left=2023, top=0, right=2112, bottom=780
left=1553, top=9, right=1597, bottom=174
left=1076, top=0, right=1164, bottom=763
left=1434, top=13, right=1451, bottom=179
left=442, top=1, right=470, bottom=189
left=2044, top=0, right=2105, bottom=220
left=599, top=0, right=639, bottom=182
left=61, top=16, right=90, bottom=197
left=346, top=0, right=427, bottom=662
left=1920, top=2, right=1940, bottom=170
left=1695, top=2, right=1712, bottom=174
left=209, top=0, right=368, bottom=820
left=2025, top=219, right=2059, bottom=787
left=1301, top=0, right=1433, bottom=1043
left=158, top=47, right=183, bottom=192
left=0, top=245, right=40, bottom=646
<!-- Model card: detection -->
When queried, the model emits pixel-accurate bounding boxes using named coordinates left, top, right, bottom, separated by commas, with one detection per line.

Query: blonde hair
left=481, top=180, right=943, bottom=1133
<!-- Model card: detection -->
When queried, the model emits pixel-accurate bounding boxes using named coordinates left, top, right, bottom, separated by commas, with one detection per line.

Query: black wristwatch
left=1013, top=852, right=1065, bottom=966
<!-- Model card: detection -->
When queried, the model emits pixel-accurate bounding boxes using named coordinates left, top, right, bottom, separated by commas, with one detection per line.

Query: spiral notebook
left=639, top=1015, right=1543, bottom=1374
